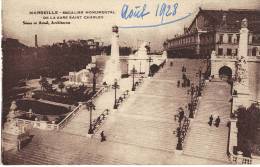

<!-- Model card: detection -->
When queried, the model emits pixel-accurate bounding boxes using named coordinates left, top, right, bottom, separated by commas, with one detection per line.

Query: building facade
left=164, top=8, right=260, bottom=59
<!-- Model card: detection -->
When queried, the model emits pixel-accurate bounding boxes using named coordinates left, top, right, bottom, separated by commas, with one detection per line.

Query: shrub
left=237, top=104, right=260, bottom=157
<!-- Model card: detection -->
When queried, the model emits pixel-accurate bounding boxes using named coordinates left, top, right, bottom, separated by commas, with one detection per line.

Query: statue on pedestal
left=4, top=101, right=21, bottom=135
left=235, top=18, right=250, bottom=95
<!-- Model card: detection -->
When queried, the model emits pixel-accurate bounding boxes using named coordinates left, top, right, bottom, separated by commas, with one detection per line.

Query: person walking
left=182, top=65, right=185, bottom=72
left=215, top=116, right=220, bottom=127
left=100, top=131, right=106, bottom=142
left=178, top=108, right=184, bottom=123
left=177, top=80, right=180, bottom=88
left=187, top=79, right=190, bottom=87
left=208, top=115, right=213, bottom=126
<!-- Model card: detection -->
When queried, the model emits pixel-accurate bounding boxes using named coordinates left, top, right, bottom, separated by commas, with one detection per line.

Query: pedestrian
left=215, top=116, right=220, bottom=127
left=208, top=115, right=213, bottom=126
left=177, top=80, right=180, bottom=87
left=179, top=108, right=184, bottom=123
left=100, top=131, right=106, bottom=142
left=182, top=82, right=184, bottom=88
left=176, top=127, right=181, bottom=137
left=182, top=73, right=186, bottom=80
left=170, top=61, right=173, bottom=67
left=187, top=79, right=190, bottom=87
left=182, top=65, right=185, bottom=72
left=183, top=78, right=187, bottom=87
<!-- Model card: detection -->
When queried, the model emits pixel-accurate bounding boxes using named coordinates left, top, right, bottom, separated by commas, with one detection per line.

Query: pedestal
left=2, top=132, right=20, bottom=151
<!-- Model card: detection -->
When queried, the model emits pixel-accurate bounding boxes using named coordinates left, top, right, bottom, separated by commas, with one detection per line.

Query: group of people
left=177, top=65, right=191, bottom=88
left=208, top=115, right=221, bottom=127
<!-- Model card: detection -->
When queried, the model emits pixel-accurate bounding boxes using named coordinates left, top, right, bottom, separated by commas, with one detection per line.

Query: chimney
left=35, top=34, right=38, bottom=48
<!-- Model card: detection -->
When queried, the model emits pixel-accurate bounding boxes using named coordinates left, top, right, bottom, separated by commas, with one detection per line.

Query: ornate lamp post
left=87, top=100, right=96, bottom=134
left=147, top=56, right=153, bottom=77
left=189, top=84, right=195, bottom=118
left=112, top=79, right=120, bottom=109
left=196, top=69, right=202, bottom=96
left=131, top=66, right=137, bottom=91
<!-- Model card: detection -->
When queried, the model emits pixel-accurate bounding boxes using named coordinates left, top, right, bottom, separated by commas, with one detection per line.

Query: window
left=219, top=34, right=224, bottom=43
left=252, top=47, right=257, bottom=56
left=228, top=35, right=232, bottom=43
left=227, top=48, right=232, bottom=56
left=218, top=48, right=223, bottom=55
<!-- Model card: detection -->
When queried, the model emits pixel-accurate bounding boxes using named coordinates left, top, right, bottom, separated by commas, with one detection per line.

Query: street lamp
left=112, top=79, right=120, bottom=109
left=147, top=56, right=153, bottom=77
left=196, top=69, right=202, bottom=96
left=87, top=100, right=96, bottom=134
left=131, top=66, right=137, bottom=91
left=189, top=84, right=195, bottom=118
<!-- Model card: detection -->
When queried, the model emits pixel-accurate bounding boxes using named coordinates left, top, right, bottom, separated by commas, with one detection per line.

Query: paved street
left=3, top=59, right=232, bottom=165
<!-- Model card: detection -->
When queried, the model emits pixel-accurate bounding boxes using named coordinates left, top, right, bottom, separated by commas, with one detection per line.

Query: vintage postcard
left=1, top=0, right=260, bottom=165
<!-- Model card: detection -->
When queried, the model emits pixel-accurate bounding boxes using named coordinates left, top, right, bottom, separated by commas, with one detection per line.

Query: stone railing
left=90, top=87, right=107, bottom=100
left=58, top=86, right=107, bottom=130
left=56, top=104, right=81, bottom=130
left=16, top=86, right=107, bottom=131
left=227, top=119, right=253, bottom=164
left=91, top=109, right=110, bottom=133
left=16, top=118, right=59, bottom=131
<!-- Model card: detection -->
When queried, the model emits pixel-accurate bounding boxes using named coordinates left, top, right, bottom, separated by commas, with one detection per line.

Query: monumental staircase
left=183, top=81, right=231, bottom=163
left=3, top=59, right=214, bottom=165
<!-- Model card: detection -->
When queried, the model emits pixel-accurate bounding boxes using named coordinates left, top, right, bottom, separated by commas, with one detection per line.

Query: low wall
left=227, top=119, right=253, bottom=164
left=16, top=86, right=107, bottom=131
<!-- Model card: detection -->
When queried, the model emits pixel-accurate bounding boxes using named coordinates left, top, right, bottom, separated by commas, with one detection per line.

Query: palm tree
left=88, top=66, right=100, bottom=93
left=39, top=77, right=48, bottom=91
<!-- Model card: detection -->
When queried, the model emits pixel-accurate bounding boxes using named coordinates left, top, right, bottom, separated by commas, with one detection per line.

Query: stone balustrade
left=16, top=86, right=108, bottom=131
left=227, top=119, right=253, bottom=164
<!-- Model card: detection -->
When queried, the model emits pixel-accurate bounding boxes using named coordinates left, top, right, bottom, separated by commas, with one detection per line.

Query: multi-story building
left=164, top=8, right=260, bottom=59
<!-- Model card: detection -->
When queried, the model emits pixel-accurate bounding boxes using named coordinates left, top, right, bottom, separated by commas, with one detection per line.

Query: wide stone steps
left=184, top=124, right=229, bottom=162
left=183, top=81, right=231, bottom=163
left=3, top=130, right=133, bottom=165
left=94, top=115, right=177, bottom=152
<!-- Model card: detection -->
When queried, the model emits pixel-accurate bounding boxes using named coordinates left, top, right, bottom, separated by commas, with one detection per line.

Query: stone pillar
left=233, top=18, right=250, bottom=108
left=102, top=26, right=122, bottom=85
left=210, top=50, right=217, bottom=78
left=3, top=101, right=22, bottom=151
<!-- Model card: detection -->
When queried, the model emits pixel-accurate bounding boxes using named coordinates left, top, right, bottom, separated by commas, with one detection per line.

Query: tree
left=88, top=66, right=100, bottom=93
left=58, top=82, right=65, bottom=93
left=236, top=104, right=260, bottom=157
left=45, top=83, right=54, bottom=93
left=39, top=77, right=48, bottom=91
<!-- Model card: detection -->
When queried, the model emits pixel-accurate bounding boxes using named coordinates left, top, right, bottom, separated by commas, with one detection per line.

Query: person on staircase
left=100, top=131, right=106, bottom=142
left=208, top=115, right=213, bottom=126
left=177, top=80, right=180, bottom=88
left=215, top=116, right=221, bottom=127
left=182, top=65, right=185, bottom=72
left=178, top=108, right=185, bottom=123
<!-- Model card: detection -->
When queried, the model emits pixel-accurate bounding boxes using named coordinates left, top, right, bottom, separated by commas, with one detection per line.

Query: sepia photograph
left=1, top=0, right=260, bottom=165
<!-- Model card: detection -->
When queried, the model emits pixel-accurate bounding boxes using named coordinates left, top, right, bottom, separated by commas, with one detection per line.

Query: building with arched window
left=164, top=8, right=260, bottom=59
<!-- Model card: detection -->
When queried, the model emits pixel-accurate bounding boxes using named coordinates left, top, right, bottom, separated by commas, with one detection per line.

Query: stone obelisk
left=234, top=18, right=250, bottom=108
left=103, top=26, right=121, bottom=85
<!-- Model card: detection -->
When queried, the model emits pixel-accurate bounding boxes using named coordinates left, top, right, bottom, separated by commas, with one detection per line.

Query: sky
left=2, top=0, right=260, bottom=50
